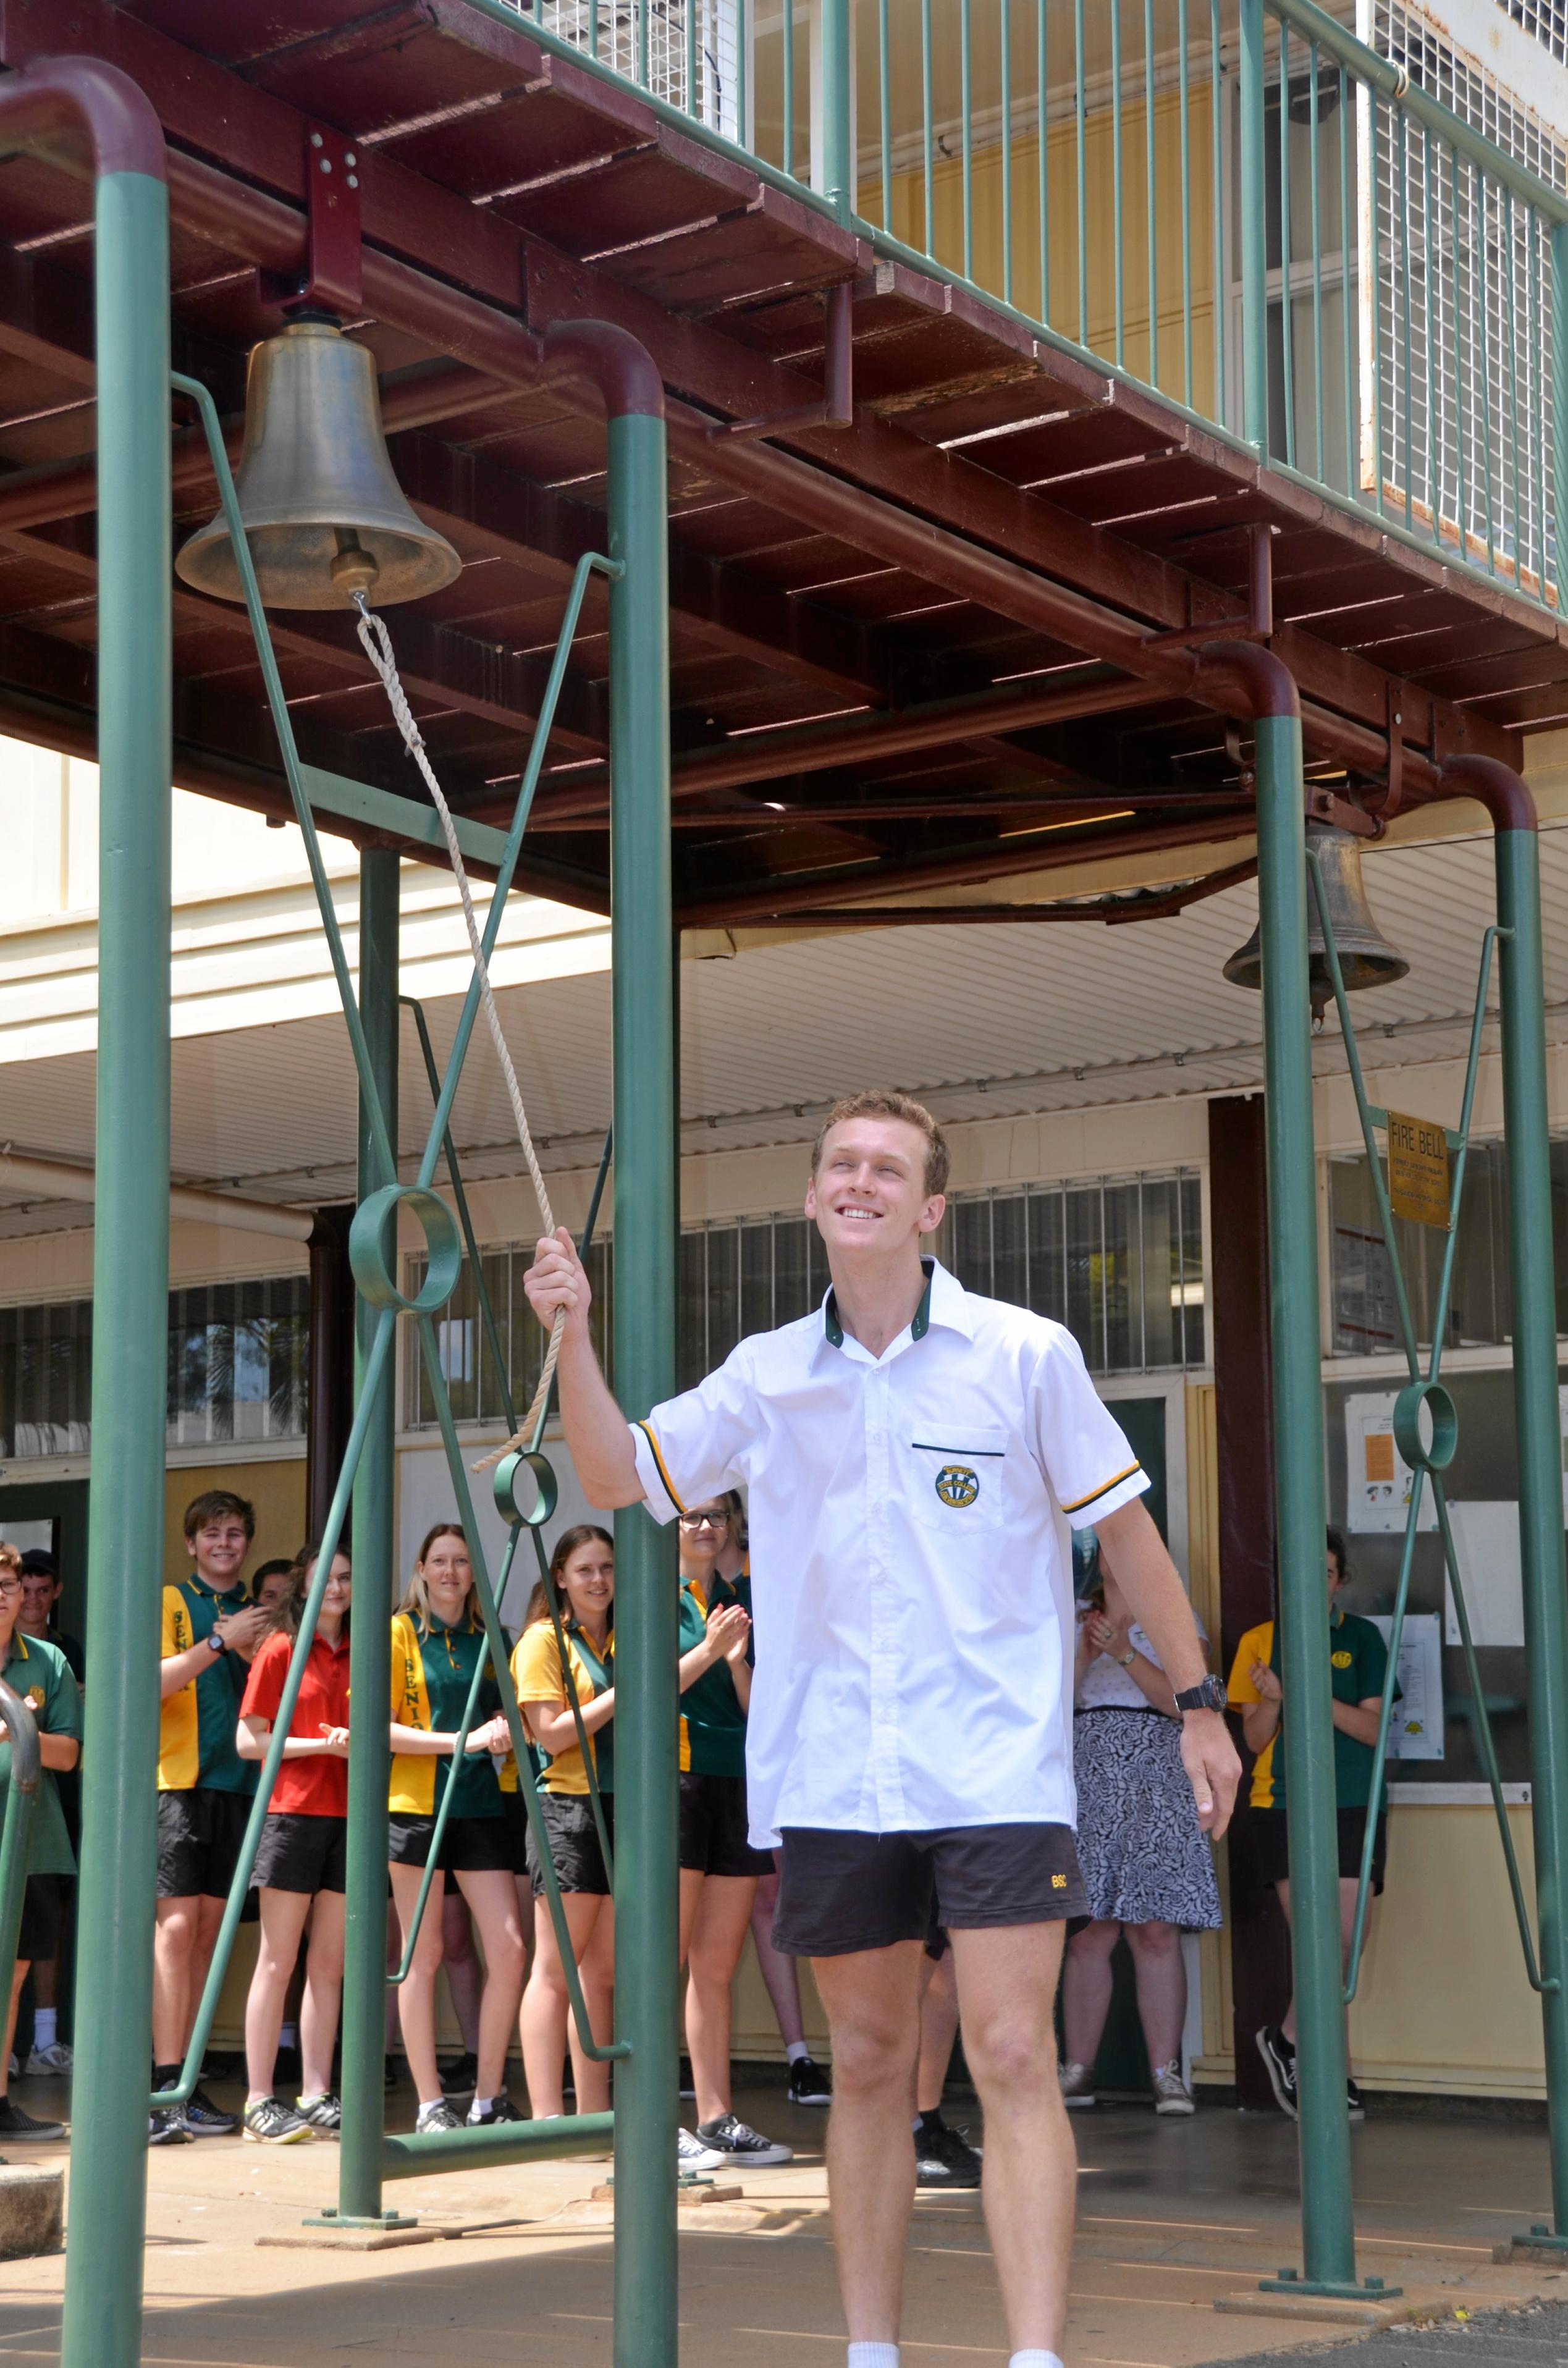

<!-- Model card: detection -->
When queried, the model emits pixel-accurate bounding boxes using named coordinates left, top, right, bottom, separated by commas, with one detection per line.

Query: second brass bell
left=176, top=319, right=461, bottom=611
left=1223, top=820, right=1409, bottom=1021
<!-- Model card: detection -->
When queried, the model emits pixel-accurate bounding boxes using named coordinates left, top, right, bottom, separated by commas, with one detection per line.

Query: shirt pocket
left=906, top=1422, right=1011, bottom=1533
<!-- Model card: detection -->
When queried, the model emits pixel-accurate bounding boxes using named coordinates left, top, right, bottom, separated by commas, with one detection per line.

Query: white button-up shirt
left=630, top=1259, right=1148, bottom=1845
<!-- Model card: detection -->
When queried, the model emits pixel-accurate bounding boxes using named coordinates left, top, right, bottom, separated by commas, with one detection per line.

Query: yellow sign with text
left=1386, top=1110, right=1451, bottom=1229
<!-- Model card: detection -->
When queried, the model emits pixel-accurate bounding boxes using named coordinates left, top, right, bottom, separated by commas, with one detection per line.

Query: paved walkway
left=0, top=2076, right=1561, bottom=2364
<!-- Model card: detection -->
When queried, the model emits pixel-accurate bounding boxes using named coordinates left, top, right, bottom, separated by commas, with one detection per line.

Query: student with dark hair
left=152, top=1489, right=267, bottom=2144
left=0, top=1551, right=80, bottom=2141
left=387, top=1525, right=527, bottom=2134
left=236, top=1542, right=352, bottom=2141
left=1228, top=1527, right=1394, bottom=2122
left=15, top=1549, right=82, bottom=2078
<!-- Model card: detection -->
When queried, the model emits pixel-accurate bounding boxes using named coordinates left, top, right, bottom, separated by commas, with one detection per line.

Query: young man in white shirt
left=525, top=1088, right=1239, bottom=2368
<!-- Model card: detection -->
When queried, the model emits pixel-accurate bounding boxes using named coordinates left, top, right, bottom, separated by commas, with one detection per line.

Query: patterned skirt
left=1072, top=1708, right=1223, bottom=1929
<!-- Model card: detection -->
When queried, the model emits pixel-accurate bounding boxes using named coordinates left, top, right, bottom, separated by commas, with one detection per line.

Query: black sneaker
left=148, top=2104, right=193, bottom=2146
left=438, top=2052, right=477, bottom=2102
left=915, top=2111, right=982, bottom=2188
left=185, top=2084, right=237, bottom=2137
left=787, top=2055, right=832, bottom=2106
left=1256, top=2025, right=1298, bottom=2120
left=295, top=2092, right=342, bottom=2135
left=384, top=2055, right=398, bottom=2092
left=1347, top=2076, right=1366, bottom=2122
left=0, top=2099, right=63, bottom=2142
left=242, top=2096, right=312, bottom=2145
left=695, top=2112, right=793, bottom=2168
left=414, top=2098, right=462, bottom=2133
left=466, top=2094, right=523, bottom=2126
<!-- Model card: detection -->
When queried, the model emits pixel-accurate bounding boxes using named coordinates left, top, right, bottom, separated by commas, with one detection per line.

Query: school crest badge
left=934, top=1464, right=980, bottom=1509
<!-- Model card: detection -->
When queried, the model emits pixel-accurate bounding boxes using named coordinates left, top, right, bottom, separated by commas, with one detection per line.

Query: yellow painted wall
left=162, top=1455, right=307, bottom=1586
left=862, top=82, right=1218, bottom=411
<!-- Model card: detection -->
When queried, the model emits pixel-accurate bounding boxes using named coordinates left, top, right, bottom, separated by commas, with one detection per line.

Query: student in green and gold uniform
left=675, top=1491, right=792, bottom=2173
left=512, top=1525, right=616, bottom=2120
left=387, top=1524, right=526, bottom=2136
left=1227, top=1525, right=1396, bottom=2124
left=0, top=1554, right=81, bottom=2141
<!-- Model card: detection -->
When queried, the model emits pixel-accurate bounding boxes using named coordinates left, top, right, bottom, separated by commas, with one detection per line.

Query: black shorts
left=16, top=1873, right=67, bottom=1963
left=526, top=1790, right=614, bottom=1897
left=1250, top=1805, right=1388, bottom=1895
left=499, top=1786, right=533, bottom=1877
left=678, top=1771, right=772, bottom=1880
left=774, top=1822, right=1088, bottom=1958
left=251, top=1811, right=347, bottom=1896
left=157, top=1785, right=258, bottom=1908
left=387, top=1811, right=513, bottom=1874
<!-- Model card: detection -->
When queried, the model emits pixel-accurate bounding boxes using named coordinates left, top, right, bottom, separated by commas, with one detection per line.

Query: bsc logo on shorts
left=934, top=1464, right=980, bottom=1509
left=1051, top=1873, right=1068, bottom=1889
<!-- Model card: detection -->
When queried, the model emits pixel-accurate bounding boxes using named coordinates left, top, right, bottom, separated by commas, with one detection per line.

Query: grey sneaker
left=242, top=2096, right=312, bottom=2144
left=1058, top=2060, right=1097, bottom=2110
left=694, top=2112, right=793, bottom=2168
left=295, top=2092, right=342, bottom=2135
left=414, top=2097, right=462, bottom=2134
left=23, top=2041, right=72, bottom=2076
left=1152, top=2060, right=1195, bottom=2116
left=148, top=2104, right=192, bottom=2146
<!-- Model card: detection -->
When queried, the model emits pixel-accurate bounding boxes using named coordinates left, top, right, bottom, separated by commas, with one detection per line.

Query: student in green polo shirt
left=1228, top=1526, right=1395, bottom=2123
left=0, top=1552, right=82, bottom=2141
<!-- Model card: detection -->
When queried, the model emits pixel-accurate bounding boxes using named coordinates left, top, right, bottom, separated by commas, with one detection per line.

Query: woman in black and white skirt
left=1060, top=1538, right=1222, bottom=2116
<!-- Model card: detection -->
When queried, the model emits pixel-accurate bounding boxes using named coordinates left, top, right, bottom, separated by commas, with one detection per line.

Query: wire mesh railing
left=472, top=0, right=1566, bottom=613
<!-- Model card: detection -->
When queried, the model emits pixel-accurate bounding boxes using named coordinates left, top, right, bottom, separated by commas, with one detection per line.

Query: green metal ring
left=1392, top=1378, right=1458, bottom=1473
left=492, top=1449, right=558, bottom=1530
left=348, top=1184, right=463, bottom=1314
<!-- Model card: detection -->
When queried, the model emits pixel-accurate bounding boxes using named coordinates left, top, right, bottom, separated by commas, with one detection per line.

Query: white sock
left=32, top=2010, right=56, bottom=2052
left=1010, top=2353, right=1064, bottom=2368
left=785, top=2039, right=809, bottom=2065
left=847, top=2348, right=899, bottom=2368
left=279, top=2021, right=298, bottom=2048
left=470, top=2095, right=498, bottom=2116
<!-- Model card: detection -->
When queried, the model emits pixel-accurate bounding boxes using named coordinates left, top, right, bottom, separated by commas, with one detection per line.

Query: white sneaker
left=1152, top=2061, right=1195, bottom=2116
left=24, top=2042, right=72, bottom=2076
left=1058, top=2060, right=1097, bottom=2110
left=677, top=2125, right=726, bottom=2173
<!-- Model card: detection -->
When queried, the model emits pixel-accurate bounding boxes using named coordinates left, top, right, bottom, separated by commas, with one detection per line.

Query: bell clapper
left=331, top=530, right=379, bottom=600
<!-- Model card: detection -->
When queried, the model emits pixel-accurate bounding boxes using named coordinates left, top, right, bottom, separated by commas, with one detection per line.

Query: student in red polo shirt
left=236, top=1542, right=352, bottom=2143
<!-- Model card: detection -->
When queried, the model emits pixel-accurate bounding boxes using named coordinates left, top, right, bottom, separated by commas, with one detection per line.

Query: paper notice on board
left=1368, top=1612, right=1444, bottom=1759
left=1345, top=1392, right=1438, bottom=1534
left=1443, top=1501, right=1525, bottom=1648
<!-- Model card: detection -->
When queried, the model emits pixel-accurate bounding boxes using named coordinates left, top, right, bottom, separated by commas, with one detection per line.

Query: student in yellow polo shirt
left=1227, top=1526, right=1394, bottom=2123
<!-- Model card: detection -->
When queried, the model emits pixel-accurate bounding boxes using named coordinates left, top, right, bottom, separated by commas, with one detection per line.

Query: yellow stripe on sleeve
left=633, top=1420, right=688, bottom=1516
left=1061, top=1460, right=1144, bottom=1515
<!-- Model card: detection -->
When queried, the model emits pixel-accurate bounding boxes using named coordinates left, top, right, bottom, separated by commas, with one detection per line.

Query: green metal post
left=1249, top=686, right=1359, bottom=2296
left=819, top=0, right=854, bottom=223
left=60, top=151, right=172, bottom=2368
left=573, top=356, right=678, bottom=2368
left=1239, top=0, right=1270, bottom=453
left=1490, top=807, right=1568, bottom=2246
left=339, top=848, right=403, bottom=2226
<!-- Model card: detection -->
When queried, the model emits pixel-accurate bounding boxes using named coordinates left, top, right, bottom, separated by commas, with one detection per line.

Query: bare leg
left=916, top=1945, right=960, bottom=2115
left=571, top=1902, right=615, bottom=2114
left=750, top=1866, right=806, bottom=2050
left=188, top=1895, right=226, bottom=2050
left=1123, top=1919, right=1186, bottom=2071
left=0, top=1961, right=29, bottom=2098
left=152, top=1897, right=197, bottom=2070
left=389, top=1861, right=447, bottom=2107
left=685, top=1875, right=757, bottom=2126
left=300, top=1891, right=347, bottom=2100
left=812, top=1941, right=925, bottom=2345
left=1275, top=1877, right=1364, bottom=2057
left=522, top=1890, right=610, bottom=2116
left=1060, top=1918, right=1119, bottom=2070
left=243, top=1889, right=313, bottom=2102
left=950, top=1921, right=1074, bottom=2357
left=455, top=1868, right=527, bottom=2104
left=440, top=1888, right=483, bottom=2057
left=384, top=1903, right=401, bottom=2052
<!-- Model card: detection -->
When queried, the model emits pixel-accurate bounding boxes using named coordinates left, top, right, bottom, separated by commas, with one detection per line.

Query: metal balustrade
left=476, top=0, right=1567, bottom=615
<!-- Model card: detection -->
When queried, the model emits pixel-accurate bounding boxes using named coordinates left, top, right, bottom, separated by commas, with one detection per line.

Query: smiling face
left=678, top=1500, right=731, bottom=1578
left=558, top=1537, right=613, bottom=1629
left=17, top=1568, right=57, bottom=1637
left=418, top=1532, right=473, bottom=1627
left=188, top=1515, right=251, bottom=1593
left=804, top=1116, right=946, bottom=1269
left=318, top=1553, right=352, bottom=1620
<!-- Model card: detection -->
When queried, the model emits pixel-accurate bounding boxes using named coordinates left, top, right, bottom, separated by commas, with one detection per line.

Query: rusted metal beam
left=720, top=857, right=1262, bottom=924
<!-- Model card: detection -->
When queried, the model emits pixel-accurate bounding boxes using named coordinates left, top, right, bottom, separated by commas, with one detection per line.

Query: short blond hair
left=811, top=1090, right=950, bottom=1197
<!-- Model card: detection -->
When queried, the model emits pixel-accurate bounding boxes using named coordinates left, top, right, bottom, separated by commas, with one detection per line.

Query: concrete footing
left=0, top=2165, right=62, bottom=2257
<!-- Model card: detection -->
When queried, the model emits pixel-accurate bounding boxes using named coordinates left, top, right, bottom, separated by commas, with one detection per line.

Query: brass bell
left=1223, top=819, right=1409, bottom=1022
left=176, top=320, right=461, bottom=610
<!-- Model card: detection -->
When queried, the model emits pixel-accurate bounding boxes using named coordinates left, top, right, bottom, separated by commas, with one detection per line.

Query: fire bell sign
left=1386, top=1110, right=1451, bottom=1229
